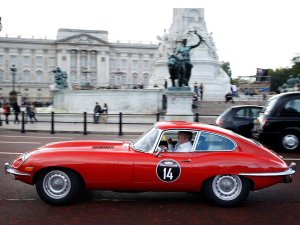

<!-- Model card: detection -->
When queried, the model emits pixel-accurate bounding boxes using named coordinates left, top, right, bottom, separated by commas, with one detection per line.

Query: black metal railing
left=0, top=111, right=217, bottom=135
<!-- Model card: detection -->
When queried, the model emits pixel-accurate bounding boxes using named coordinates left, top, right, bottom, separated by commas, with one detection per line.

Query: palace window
left=0, top=55, right=3, bottom=66
left=23, top=70, right=30, bottom=83
left=10, top=55, right=17, bottom=66
left=35, top=56, right=43, bottom=67
left=23, top=56, right=30, bottom=66
left=48, top=57, right=56, bottom=67
left=36, top=71, right=43, bottom=83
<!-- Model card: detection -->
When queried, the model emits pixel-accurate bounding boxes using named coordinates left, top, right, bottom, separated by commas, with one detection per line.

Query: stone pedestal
left=164, top=89, right=194, bottom=122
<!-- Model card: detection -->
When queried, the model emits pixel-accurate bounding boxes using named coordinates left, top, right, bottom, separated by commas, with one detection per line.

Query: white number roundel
left=156, top=159, right=181, bottom=182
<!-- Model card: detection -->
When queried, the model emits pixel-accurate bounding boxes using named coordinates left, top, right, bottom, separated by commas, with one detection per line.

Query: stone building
left=0, top=28, right=159, bottom=104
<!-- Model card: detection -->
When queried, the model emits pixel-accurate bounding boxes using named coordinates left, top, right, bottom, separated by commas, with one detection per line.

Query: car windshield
left=133, top=126, right=160, bottom=152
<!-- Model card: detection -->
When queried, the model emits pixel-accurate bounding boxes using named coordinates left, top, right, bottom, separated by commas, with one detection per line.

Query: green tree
left=222, top=61, right=232, bottom=78
left=269, top=54, right=300, bottom=92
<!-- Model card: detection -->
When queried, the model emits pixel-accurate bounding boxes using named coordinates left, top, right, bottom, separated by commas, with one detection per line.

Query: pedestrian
left=31, top=103, right=38, bottom=122
left=93, top=102, right=102, bottom=124
left=199, top=83, right=204, bottom=100
left=102, top=103, right=108, bottom=123
left=25, top=103, right=33, bottom=123
left=13, top=102, right=21, bottom=124
left=193, top=82, right=199, bottom=100
left=2, top=102, right=10, bottom=124
left=225, top=92, right=234, bottom=103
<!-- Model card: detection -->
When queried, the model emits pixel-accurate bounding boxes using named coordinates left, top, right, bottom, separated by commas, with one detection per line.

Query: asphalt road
left=1, top=131, right=299, bottom=225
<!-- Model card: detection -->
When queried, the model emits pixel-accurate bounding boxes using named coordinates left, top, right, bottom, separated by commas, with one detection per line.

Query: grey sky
left=1, top=0, right=300, bottom=77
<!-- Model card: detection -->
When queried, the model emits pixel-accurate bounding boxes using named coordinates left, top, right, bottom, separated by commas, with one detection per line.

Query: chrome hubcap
left=43, top=170, right=71, bottom=199
left=282, top=134, right=299, bottom=150
left=212, top=175, right=242, bottom=201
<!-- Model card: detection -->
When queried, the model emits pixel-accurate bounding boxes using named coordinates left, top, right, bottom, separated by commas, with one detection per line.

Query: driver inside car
left=160, top=131, right=193, bottom=152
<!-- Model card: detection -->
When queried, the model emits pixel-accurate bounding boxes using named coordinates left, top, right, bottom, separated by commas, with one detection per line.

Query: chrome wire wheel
left=212, top=175, right=242, bottom=201
left=282, top=134, right=299, bottom=151
left=43, top=170, right=71, bottom=199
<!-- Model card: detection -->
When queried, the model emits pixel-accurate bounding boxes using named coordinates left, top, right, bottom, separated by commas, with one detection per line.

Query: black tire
left=279, top=131, right=300, bottom=152
left=202, top=175, right=250, bottom=207
left=36, top=169, right=82, bottom=205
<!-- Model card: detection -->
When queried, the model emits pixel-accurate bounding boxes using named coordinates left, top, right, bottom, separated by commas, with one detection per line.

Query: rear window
left=195, top=131, right=236, bottom=151
left=281, top=99, right=300, bottom=116
left=263, top=97, right=278, bottom=115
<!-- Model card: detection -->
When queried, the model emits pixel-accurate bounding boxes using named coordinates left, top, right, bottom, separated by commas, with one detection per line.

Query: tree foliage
left=269, top=55, right=300, bottom=92
left=222, top=61, right=232, bottom=79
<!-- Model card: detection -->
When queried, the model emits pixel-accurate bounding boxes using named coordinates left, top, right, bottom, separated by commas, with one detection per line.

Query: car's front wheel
left=36, top=169, right=82, bottom=205
left=202, top=175, right=250, bottom=207
left=280, top=131, right=299, bottom=152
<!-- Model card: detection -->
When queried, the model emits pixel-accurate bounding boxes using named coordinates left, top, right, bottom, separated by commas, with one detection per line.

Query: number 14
left=163, top=168, right=173, bottom=180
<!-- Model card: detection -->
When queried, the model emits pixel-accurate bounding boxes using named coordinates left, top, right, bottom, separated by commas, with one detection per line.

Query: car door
left=233, top=107, right=262, bottom=137
left=132, top=151, right=193, bottom=192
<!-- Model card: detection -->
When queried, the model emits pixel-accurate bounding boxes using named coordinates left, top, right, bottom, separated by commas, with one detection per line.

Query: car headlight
left=13, top=152, right=31, bottom=168
left=21, top=152, right=31, bottom=161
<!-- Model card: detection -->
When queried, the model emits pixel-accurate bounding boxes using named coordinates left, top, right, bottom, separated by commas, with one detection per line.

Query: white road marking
left=0, top=141, right=41, bottom=144
left=0, top=152, right=23, bottom=155
left=0, top=135, right=74, bottom=140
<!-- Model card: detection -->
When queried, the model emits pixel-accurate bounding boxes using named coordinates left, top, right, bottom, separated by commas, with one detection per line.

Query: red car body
left=5, top=121, right=296, bottom=207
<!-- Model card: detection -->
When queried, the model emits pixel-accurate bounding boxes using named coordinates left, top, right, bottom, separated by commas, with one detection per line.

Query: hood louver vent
left=92, top=145, right=115, bottom=149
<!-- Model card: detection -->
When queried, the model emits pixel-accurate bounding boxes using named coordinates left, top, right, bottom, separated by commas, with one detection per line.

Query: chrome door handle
left=181, top=159, right=191, bottom=162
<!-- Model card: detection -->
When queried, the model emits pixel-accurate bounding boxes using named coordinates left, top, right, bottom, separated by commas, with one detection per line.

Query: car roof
left=229, top=105, right=264, bottom=109
left=155, top=121, right=234, bottom=136
left=269, top=91, right=300, bottom=101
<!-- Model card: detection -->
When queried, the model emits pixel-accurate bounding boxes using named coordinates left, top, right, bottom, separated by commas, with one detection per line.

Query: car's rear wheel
left=280, top=131, right=299, bottom=152
left=36, top=169, right=82, bottom=205
left=202, top=175, right=250, bottom=207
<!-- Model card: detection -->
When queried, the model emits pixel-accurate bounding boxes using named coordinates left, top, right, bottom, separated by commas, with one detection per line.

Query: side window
left=234, top=108, right=247, bottom=118
left=281, top=99, right=300, bottom=116
left=251, top=107, right=263, bottom=118
left=195, top=131, right=236, bottom=151
left=158, top=130, right=197, bottom=152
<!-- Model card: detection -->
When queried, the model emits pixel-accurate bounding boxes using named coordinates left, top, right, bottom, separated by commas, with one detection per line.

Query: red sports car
left=4, top=121, right=296, bottom=207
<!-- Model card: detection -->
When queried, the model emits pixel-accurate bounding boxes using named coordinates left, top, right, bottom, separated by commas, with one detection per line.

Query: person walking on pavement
left=2, top=102, right=11, bottom=124
left=25, top=103, right=33, bottom=123
left=93, top=102, right=102, bottom=124
left=13, top=102, right=21, bottom=124
left=31, top=103, right=38, bottom=122
left=199, top=83, right=204, bottom=100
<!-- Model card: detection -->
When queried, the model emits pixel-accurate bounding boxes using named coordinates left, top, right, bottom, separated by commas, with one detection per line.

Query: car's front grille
left=92, top=145, right=115, bottom=149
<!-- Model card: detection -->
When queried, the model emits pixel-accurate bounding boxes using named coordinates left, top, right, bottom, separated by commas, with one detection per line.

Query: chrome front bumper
left=4, top=163, right=31, bottom=176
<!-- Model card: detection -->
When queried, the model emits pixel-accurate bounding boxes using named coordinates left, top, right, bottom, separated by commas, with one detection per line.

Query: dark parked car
left=216, top=105, right=263, bottom=138
left=253, top=92, right=300, bottom=152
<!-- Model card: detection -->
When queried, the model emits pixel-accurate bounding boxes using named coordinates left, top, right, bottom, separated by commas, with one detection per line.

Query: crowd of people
left=1, top=101, right=38, bottom=125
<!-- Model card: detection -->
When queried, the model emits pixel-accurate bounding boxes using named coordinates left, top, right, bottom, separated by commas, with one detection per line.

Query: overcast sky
left=1, top=0, right=300, bottom=78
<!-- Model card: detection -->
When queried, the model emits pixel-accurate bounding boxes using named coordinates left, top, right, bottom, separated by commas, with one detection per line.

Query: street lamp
left=10, top=65, right=17, bottom=96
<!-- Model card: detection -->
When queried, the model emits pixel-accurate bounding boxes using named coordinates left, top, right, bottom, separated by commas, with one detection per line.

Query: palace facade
left=0, top=28, right=159, bottom=104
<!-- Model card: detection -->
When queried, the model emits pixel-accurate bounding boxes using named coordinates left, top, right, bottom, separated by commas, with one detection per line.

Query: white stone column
left=77, top=51, right=81, bottom=84
left=96, top=52, right=102, bottom=86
